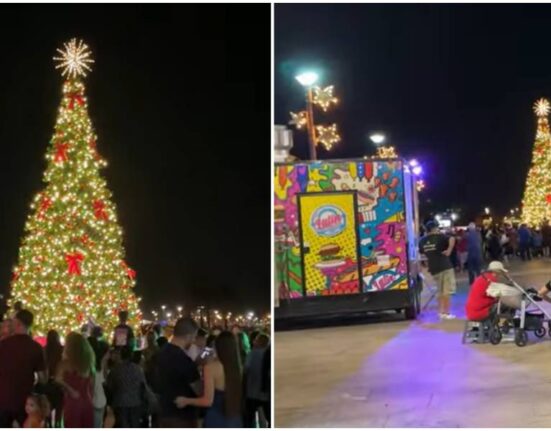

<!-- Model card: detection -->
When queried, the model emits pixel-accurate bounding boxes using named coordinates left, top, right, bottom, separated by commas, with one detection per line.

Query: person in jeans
left=0, top=309, right=47, bottom=427
left=419, top=220, right=457, bottom=319
left=518, top=223, right=532, bottom=261
left=107, top=345, right=146, bottom=427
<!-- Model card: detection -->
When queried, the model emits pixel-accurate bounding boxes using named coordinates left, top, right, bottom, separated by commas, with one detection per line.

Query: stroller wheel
left=489, top=327, right=502, bottom=345
left=535, top=327, right=546, bottom=338
left=515, top=329, right=528, bottom=347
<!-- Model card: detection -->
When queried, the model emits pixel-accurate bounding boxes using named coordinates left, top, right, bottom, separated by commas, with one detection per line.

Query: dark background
left=275, top=4, right=551, bottom=222
left=0, top=5, right=270, bottom=314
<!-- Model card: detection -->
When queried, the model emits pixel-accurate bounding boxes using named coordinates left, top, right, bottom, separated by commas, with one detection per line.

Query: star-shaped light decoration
left=53, top=38, right=94, bottom=79
left=534, top=98, right=550, bottom=117
left=376, top=146, right=398, bottom=158
left=316, top=124, right=340, bottom=150
left=313, top=86, right=338, bottom=112
left=289, top=111, right=308, bottom=129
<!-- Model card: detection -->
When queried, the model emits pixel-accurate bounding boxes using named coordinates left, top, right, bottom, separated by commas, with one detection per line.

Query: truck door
left=298, top=192, right=362, bottom=296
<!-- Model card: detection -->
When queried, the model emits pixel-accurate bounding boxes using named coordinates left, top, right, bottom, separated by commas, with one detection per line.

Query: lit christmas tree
left=521, top=98, right=551, bottom=226
left=7, top=39, right=141, bottom=336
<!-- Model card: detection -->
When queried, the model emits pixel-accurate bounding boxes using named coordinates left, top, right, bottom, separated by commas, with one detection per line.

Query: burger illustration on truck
left=314, top=243, right=346, bottom=269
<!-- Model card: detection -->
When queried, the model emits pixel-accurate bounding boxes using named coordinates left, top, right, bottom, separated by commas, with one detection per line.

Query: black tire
left=489, top=327, right=502, bottom=345
left=405, top=305, right=416, bottom=320
left=502, top=321, right=511, bottom=335
left=515, top=329, right=528, bottom=347
left=535, top=327, right=546, bottom=338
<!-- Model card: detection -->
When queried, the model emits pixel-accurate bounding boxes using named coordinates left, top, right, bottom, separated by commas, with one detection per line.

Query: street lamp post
left=290, top=71, right=340, bottom=160
left=305, top=87, right=317, bottom=160
left=296, top=72, right=319, bottom=160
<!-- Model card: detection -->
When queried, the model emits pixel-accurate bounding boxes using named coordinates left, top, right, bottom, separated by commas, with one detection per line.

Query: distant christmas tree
left=7, top=39, right=141, bottom=336
left=521, top=98, right=551, bottom=226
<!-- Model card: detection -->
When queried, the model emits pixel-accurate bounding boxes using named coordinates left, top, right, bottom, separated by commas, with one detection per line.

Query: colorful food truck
left=274, top=158, right=421, bottom=322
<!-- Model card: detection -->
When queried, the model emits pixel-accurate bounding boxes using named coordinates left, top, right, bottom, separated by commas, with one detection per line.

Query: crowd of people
left=420, top=218, right=551, bottom=322
left=0, top=306, right=271, bottom=428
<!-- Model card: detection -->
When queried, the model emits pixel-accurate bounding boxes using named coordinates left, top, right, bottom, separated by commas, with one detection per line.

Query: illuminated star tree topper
left=53, top=38, right=95, bottom=79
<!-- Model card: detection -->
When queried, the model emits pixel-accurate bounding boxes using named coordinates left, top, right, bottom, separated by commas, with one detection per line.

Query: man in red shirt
left=466, top=261, right=525, bottom=322
left=466, top=272, right=498, bottom=321
left=0, top=309, right=46, bottom=427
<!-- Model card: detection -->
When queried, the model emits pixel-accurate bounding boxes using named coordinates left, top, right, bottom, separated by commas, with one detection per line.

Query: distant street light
left=485, top=207, right=490, bottom=215
left=451, top=213, right=458, bottom=221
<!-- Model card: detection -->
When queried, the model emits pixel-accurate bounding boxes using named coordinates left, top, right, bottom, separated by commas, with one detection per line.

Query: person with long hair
left=175, top=331, right=243, bottom=427
left=45, top=330, right=63, bottom=379
left=55, top=332, right=95, bottom=428
left=43, top=330, right=64, bottom=427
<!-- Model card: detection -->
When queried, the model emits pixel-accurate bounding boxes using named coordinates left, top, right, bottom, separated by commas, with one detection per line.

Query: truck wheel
left=405, top=305, right=417, bottom=320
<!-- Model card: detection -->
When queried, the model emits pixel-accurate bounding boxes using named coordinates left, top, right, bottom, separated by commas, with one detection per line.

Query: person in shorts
left=420, top=220, right=457, bottom=319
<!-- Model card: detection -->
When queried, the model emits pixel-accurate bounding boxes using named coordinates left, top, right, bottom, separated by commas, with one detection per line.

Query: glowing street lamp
left=295, top=71, right=318, bottom=87
left=485, top=207, right=490, bottom=215
left=289, top=70, right=340, bottom=160
left=369, top=133, right=386, bottom=145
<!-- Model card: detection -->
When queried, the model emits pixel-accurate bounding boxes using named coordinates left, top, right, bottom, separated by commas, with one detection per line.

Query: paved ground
left=275, top=258, right=551, bottom=427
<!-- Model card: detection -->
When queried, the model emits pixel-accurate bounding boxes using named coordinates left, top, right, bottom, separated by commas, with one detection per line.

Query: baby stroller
left=487, top=273, right=551, bottom=347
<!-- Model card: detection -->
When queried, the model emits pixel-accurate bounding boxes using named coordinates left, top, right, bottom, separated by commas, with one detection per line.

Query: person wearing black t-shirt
left=112, top=311, right=135, bottom=350
left=157, top=317, right=201, bottom=428
left=419, top=221, right=457, bottom=319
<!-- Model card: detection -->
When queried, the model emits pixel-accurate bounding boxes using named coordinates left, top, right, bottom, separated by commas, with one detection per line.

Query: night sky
left=0, top=5, right=270, bottom=313
left=275, top=4, right=551, bottom=222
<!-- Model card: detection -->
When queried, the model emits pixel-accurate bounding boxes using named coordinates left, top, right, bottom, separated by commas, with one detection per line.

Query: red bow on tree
left=93, top=200, right=108, bottom=220
left=11, top=270, right=19, bottom=282
left=54, top=142, right=69, bottom=162
left=38, top=195, right=52, bottom=220
left=89, top=138, right=101, bottom=160
left=40, top=196, right=52, bottom=212
left=65, top=252, right=84, bottom=275
left=121, top=260, right=136, bottom=280
left=546, top=194, right=551, bottom=204
left=67, top=92, right=85, bottom=110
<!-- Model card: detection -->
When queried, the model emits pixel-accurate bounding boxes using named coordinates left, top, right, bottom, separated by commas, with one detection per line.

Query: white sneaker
left=442, top=313, right=456, bottom=320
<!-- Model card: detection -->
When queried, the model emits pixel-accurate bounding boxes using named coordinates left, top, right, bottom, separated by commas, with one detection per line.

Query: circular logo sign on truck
left=310, top=205, right=347, bottom=237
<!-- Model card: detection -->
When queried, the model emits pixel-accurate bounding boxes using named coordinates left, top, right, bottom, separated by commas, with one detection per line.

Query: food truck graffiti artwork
left=274, top=159, right=411, bottom=301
